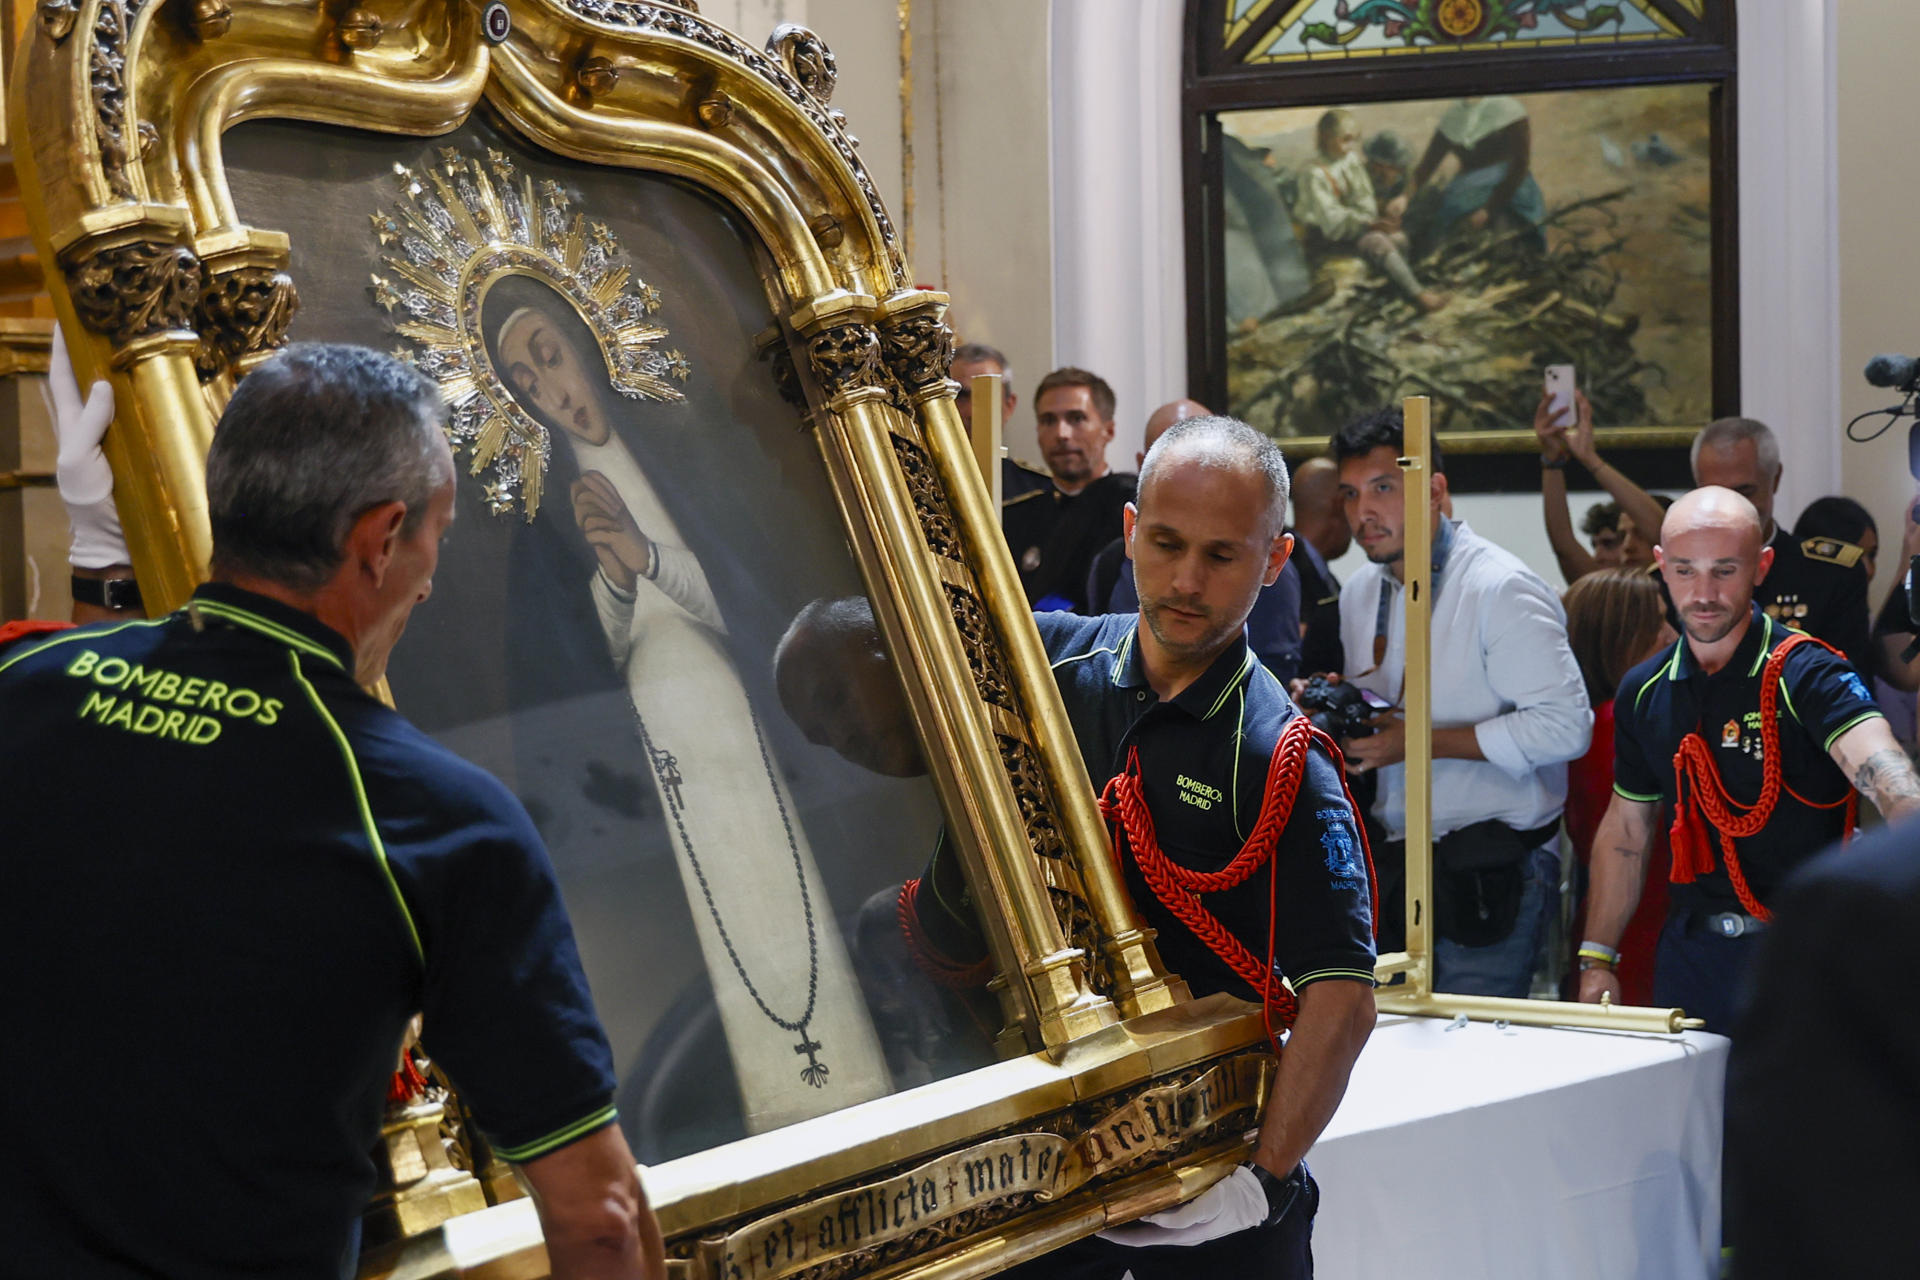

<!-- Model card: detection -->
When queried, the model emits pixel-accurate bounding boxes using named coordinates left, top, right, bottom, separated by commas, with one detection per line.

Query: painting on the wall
left=1220, top=82, right=1715, bottom=447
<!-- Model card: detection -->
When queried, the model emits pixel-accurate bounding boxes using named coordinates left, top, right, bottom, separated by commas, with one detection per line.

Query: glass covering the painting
left=1239, top=1, right=1686, bottom=64
left=1219, top=83, right=1712, bottom=440
left=224, top=114, right=998, bottom=1167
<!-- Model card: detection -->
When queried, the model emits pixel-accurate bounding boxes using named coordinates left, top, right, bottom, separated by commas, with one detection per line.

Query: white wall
left=806, top=0, right=1056, bottom=468
left=1048, top=0, right=1187, bottom=474
left=1836, top=0, right=1920, bottom=614
left=1738, top=0, right=1843, bottom=530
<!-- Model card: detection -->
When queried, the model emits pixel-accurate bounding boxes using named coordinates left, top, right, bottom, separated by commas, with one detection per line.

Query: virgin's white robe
left=566, top=427, right=890, bottom=1133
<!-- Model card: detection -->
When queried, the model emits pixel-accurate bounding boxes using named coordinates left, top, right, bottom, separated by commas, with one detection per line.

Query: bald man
left=1576, top=487, right=1920, bottom=1031
left=1137, top=399, right=1212, bottom=469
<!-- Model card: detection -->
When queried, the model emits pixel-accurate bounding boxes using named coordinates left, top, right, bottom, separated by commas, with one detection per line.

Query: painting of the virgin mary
left=476, top=274, right=891, bottom=1140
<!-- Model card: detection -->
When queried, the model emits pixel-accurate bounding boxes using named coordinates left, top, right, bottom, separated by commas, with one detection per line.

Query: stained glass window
left=1234, top=1, right=1695, bottom=65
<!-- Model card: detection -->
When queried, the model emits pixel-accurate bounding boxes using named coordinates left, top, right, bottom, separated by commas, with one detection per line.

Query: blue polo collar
left=187, top=582, right=355, bottom=672
left=1111, top=622, right=1257, bottom=720
left=1667, top=606, right=1773, bottom=682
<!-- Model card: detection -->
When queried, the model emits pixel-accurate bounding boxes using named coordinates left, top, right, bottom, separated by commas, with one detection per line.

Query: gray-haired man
left=1691, top=415, right=1870, bottom=667
left=0, top=343, right=663, bottom=1279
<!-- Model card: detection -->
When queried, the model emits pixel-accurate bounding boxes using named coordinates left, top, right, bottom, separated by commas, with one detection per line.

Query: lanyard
left=1364, top=518, right=1456, bottom=687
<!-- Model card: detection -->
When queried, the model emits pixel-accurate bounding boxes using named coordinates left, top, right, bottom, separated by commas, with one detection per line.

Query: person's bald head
left=1289, top=455, right=1351, bottom=559
left=1137, top=399, right=1212, bottom=470
left=1662, top=485, right=1765, bottom=550
left=1656, top=486, right=1774, bottom=650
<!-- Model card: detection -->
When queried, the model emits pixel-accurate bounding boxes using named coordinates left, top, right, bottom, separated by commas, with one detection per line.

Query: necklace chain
left=638, top=710, right=828, bottom=1087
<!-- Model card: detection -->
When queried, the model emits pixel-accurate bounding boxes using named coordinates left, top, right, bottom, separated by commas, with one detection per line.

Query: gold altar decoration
left=372, top=145, right=691, bottom=519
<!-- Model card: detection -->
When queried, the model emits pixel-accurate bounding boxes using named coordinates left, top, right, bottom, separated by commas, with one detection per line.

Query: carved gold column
left=884, top=289, right=1185, bottom=1020
left=792, top=289, right=1115, bottom=1053
left=42, top=205, right=210, bottom=610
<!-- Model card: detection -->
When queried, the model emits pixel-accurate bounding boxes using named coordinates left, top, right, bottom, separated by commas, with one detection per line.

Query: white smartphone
left=1544, top=364, right=1576, bottom=426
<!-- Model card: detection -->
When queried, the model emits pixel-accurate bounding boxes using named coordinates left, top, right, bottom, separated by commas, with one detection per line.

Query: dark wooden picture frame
left=1182, top=0, right=1738, bottom=491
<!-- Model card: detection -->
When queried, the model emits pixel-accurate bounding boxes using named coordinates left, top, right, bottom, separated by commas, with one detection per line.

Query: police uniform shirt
left=1613, top=606, right=1883, bottom=915
left=1292, top=537, right=1344, bottom=678
left=1038, top=612, right=1376, bottom=998
left=1758, top=525, right=1870, bottom=669
left=1002, top=455, right=1053, bottom=502
left=0, top=583, right=617, bottom=1277
left=1003, top=471, right=1136, bottom=613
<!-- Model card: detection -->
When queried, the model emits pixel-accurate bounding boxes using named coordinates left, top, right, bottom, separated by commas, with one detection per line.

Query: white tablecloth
left=1306, top=1015, right=1728, bottom=1280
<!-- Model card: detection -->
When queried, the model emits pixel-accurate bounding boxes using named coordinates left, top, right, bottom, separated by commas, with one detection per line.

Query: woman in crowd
left=1562, top=569, right=1677, bottom=1004
left=1799, top=493, right=1920, bottom=752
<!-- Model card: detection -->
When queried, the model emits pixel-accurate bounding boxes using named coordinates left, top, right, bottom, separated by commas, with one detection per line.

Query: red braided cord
left=1670, top=631, right=1859, bottom=923
left=0, top=620, right=72, bottom=648
left=896, top=878, right=995, bottom=988
left=1099, top=716, right=1378, bottom=1041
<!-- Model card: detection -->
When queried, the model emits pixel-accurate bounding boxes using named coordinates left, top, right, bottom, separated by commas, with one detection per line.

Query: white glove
left=48, top=320, right=127, bottom=569
left=1095, top=1164, right=1270, bottom=1248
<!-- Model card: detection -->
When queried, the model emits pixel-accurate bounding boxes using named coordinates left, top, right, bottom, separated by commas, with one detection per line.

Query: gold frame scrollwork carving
left=12, top=4, right=1269, bottom=1275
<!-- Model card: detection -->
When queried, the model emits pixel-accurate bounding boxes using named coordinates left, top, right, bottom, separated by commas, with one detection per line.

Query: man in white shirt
left=1329, top=407, right=1591, bottom=996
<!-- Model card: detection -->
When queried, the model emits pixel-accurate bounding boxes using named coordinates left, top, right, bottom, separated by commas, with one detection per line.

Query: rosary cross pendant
left=794, top=1032, right=829, bottom=1088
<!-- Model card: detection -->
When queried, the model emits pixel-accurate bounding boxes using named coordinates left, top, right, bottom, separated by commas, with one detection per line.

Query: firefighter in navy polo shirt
left=1577, top=486, right=1920, bottom=1034
left=917, top=416, right=1377, bottom=1279
left=0, top=343, right=664, bottom=1280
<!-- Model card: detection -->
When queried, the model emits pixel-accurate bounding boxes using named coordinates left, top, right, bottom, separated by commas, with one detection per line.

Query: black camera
left=1295, top=675, right=1379, bottom=740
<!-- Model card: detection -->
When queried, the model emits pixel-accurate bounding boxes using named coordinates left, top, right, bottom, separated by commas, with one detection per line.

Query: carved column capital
left=194, top=266, right=298, bottom=380
left=804, top=322, right=888, bottom=409
left=62, top=237, right=204, bottom=366
left=879, top=308, right=957, bottom=406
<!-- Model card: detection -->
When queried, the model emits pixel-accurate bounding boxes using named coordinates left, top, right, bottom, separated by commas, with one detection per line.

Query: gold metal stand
left=968, top=371, right=1002, bottom=508
left=1370, top=396, right=1702, bottom=1034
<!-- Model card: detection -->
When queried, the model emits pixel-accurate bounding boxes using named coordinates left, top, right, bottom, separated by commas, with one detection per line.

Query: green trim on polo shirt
left=1293, top=967, right=1378, bottom=988
left=491, top=1104, right=619, bottom=1162
left=0, top=617, right=166, bottom=677
left=194, top=599, right=346, bottom=671
left=288, top=650, right=424, bottom=967
left=1204, top=648, right=1257, bottom=720
left=1824, top=710, right=1885, bottom=754
left=1747, top=614, right=1775, bottom=677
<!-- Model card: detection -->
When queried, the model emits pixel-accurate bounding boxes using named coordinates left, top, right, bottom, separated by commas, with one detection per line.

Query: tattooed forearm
left=1853, top=748, right=1920, bottom=819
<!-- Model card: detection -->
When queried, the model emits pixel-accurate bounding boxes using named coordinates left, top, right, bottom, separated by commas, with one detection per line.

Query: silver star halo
left=370, top=145, right=691, bottom=520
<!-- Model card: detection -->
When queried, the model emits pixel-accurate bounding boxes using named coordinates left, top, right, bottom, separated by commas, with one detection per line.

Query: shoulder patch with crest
left=1801, top=536, right=1865, bottom=568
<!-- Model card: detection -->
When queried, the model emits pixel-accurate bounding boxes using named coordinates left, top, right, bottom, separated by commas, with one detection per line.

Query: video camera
left=1858, top=354, right=1920, bottom=643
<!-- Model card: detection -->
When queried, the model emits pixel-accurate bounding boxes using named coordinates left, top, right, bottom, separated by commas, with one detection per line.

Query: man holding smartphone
left=1330, top=407, right=1592, bottom=997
